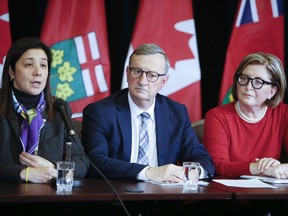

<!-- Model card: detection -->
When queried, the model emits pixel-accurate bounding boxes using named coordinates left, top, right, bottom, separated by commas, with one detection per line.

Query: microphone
left=54, top=99, right=130, bottom=216
left=54, top=99, right=76, bottom=136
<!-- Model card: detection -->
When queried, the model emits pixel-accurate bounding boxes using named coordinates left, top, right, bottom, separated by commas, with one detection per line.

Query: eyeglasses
left=128, top=67, right=166, bottom=82
left=237, top=74, right=274, bottom=89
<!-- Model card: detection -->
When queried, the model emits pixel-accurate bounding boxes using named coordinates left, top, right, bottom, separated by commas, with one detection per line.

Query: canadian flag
left=219, top=0, right=284, bottom=104
left=41, top=0, right=110, bottom=116
left=0, top=0, right=11, bottom=88
left=121, top=0, right=202, bottom=122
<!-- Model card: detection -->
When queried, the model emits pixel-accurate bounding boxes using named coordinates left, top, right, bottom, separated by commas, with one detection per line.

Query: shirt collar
left=128, top=92, right=155, bottom=121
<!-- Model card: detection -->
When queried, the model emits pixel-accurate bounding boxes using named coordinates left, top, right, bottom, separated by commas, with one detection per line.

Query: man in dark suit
left=82, top=43, right=214, bottom=183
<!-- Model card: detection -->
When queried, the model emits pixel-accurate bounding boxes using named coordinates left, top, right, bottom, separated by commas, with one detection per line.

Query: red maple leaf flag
left=40, top=0, right=110, bottom=117
left=121, top=0, right=202, bottom=122
left=219, top=0, right=284, bottom=104
left=0, top=0, right=11, bottom=88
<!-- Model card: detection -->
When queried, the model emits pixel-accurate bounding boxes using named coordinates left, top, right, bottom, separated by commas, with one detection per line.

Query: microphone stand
left=65, top=127, right=76, bottom=163
left=66, top=124, right=131, bottom=216
left=67, top=122, right=131, bottom=215
left=65, top=136, right=72, bottom=162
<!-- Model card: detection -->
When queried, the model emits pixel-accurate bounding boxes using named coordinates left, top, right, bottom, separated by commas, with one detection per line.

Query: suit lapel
left=39, top=112, right=48, bottom=145
left=155, top=95, right=170, bottom=165
left=116, top=91, right=132, bottom=161
left=7, top=111, right=20, bottom=137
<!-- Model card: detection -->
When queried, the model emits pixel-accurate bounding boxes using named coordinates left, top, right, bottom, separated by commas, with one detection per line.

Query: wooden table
left=200, top=179, right=288, bottom=216
left=206, top=180, right=288, bottom=200
left=0, top=178, right=233, bottom=216
left=1, top=178, right=288, bottom=215
left=0, top=178, right=232, bottom=203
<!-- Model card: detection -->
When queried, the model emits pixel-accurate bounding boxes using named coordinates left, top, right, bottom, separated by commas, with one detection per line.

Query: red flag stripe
left=41, top=0, right=110, bottom=114
left=122, top=0, right=202, bottom=122
left=219, top=0, right=284, bottom=104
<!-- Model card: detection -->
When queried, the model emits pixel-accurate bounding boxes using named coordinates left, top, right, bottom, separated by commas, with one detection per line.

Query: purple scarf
left=12, top=91, right=46, bottom=154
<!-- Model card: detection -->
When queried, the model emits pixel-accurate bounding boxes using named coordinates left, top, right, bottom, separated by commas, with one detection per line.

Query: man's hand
left=145, top=164, right=183, bottom=183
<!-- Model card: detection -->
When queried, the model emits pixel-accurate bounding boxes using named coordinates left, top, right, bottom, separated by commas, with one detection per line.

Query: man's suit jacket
left=82, top=88, right=214, bottom=179
left=0, top=100, right=89, bottom=182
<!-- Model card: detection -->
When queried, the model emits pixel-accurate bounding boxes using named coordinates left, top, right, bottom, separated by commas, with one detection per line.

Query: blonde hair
left=231, top=52, right=286, bottom=108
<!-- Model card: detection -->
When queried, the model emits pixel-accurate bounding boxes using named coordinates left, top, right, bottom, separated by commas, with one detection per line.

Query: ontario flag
left=219, top=0, right=284, bottom=104
left=0, top=0, right=11, bottom=88
left=41, top=0, right=110, bottom=116
left=121, top=0, right=202, bottom=122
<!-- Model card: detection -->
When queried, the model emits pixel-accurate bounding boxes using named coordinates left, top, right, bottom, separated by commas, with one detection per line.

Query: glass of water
left=56, top=161, right=75, bottom=192
left=183, top=162, right=201, bottom=191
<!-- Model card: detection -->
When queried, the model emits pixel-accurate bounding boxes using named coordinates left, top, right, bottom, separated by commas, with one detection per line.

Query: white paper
left=240, top=175, right=288, bottom=184
left=147, top=180, right=209, bottom=186
left=261, top=178, right=288, bottom=184
left=212, top=179, right=278, bottom=188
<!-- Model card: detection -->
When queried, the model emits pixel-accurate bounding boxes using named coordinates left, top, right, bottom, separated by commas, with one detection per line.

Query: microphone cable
left=70, top=133, right=131, bottom=216
left=54, top=99, right=131, bottom=215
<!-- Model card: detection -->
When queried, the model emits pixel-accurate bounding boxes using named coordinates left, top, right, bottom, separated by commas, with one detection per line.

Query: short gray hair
left=129, top=43, right=170, bottom=73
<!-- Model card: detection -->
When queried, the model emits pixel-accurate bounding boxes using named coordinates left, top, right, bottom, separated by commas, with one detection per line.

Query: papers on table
left=240, top=175, right=288, bottom=184
left=261, top=178, right=288, bottom=184
left=213, top=179, right=278, bottom=188
left=147, top=181, right=182, bottom=186
left=147, top=180, right=209, bottom=186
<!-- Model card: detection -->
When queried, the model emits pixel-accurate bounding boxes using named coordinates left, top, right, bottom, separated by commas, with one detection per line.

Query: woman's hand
left=264, top=164, right=288, bottom=179
left=19, top=152, right=55, bottom=168
left=255, top=157, right=280, bottom=172
left=20, top=167, right=57, bottom=183
left=250, top=157, right=280, bottom=175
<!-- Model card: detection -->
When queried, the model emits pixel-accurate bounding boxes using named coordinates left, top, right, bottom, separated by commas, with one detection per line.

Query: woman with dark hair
left=204, top=52, right=288, bottom=178
left=0, top=37, right=89, bottom=183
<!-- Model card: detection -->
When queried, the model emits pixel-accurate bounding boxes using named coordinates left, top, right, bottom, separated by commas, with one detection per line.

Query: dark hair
left=231, top=52, right=286, bottom=108
left=0, top=37, right=55, bottom=119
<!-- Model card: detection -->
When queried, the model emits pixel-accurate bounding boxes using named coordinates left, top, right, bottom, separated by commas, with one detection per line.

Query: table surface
left=0, top=178, right=232, bottom=203
left=1, top=177, right=288, bottom=203
left=206, top=180, right=288, bottom=200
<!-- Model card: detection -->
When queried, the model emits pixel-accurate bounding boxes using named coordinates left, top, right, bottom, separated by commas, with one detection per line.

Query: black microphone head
left=54, top=98, right=76, bottom=136
left=54, top=98, right=67, bottom=111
